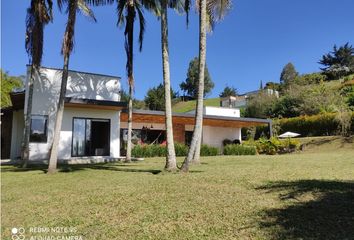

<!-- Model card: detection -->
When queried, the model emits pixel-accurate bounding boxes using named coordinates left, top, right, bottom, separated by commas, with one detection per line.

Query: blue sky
left=2, top=0, right=354, bottom=99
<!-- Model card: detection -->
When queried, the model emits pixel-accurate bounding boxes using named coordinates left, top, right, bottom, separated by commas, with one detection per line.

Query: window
left=30, top=115, right=48, bottom=143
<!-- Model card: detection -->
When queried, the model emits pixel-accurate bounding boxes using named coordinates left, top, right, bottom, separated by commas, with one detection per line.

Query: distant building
left=220, top=89, right=279, bottom=108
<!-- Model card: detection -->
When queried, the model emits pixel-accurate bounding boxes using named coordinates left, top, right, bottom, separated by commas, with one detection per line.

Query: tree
left=0, top=70, right=23, bottom=108
left=121, top=89, right=146, bottom=109
left=117, top=0, right=158, bottom=162
left=22, top=0, right=53, bottom=168
left=48, top=0, right=97, bottom=174
left=264, top=81, right=281, bottom=91
left=219, top=86, right=237, bottom=97
left=280, top=62, right=298, bottom=87
left=244, top=92, right=278, bottom=118
left=158, top=0, right=187, bottom=171
left=144, top=83, right=177, bottom=111
left=181, top=0, right=231, bottom=171
left=319, top=43, right=354, bottom=79
left=180, top=57, right=214, bottom=98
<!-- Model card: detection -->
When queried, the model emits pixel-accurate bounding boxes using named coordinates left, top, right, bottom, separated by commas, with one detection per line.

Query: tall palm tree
left=22, top=0, right=53, bottom=168
left=159, top=0, right=182, bottom=171
left=47, top=0, right=97, bottom=173
left=181, top=0, right=231, bottom=172
left=116, top=0, right=157, bottom=162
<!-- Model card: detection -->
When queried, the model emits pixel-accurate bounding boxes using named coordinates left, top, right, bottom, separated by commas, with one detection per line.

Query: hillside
left=172, top=98, right=221, bottom=113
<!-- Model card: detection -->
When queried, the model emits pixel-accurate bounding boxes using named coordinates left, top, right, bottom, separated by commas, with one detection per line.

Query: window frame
left=29, top=114, right=49, bottom=143
left=71, top=117, right=111, bottom=157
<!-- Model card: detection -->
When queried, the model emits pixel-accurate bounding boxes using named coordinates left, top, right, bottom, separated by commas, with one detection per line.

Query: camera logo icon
left=11, top=227, right=25, bottom=240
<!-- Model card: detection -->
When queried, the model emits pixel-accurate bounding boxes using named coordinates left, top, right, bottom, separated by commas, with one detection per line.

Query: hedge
left=276, top=112, right=354, bottom=137
left=132, top=143, right=218, bottom=158
left=243, top=137, right=300, bottom=155
left=223, top=144, right=257, bottom=155
left=200, top=144, right=219, bottom=156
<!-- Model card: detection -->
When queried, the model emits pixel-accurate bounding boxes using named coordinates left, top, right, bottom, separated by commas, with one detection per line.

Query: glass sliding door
left=72, top=119, right=86, bottom=156
left=72, top=118, right=110, bottom=157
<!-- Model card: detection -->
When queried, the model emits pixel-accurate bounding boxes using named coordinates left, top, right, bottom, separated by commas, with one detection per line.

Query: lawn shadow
left=1, top=163, right=162, bottom=175
left=256, top=180, right=354, bottom=240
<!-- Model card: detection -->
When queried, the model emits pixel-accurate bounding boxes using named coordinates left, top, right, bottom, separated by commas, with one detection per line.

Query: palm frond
left=61, top=0, right=77, bottom=56
left=116, top=0, right=127, bottom=27
left=78, top=0, right=97, bottom=22
left=26, top=0, right=53, bottom=67
left=85, top=0, right=115, bottom=5
left=57, top=0, right=68, bottom=12
left=135, top=4, right=145, bottom=52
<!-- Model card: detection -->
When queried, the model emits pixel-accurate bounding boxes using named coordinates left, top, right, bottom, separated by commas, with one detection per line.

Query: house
left=1, top=66, right=272, bottom=162
left=1, top=66, right=125, bottom=162
left=220, top=89, right=279, bottom=108
left=119, top=107, right=272, bottom=153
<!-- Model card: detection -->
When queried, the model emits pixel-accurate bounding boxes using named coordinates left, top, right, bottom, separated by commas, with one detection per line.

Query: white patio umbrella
left=278, top=132, right=300, bottom=138
left=278, top=132, right=300, bottom=153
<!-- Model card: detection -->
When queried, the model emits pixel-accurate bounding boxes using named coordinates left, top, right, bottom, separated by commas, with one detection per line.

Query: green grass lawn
left=172, top=98, right=220, bottom=113
left=2, top=150, right=354, bottom=240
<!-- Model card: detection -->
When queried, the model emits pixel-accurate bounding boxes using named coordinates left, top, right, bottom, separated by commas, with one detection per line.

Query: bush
left=276, top=112, right=354, bottom=137
left=223, top=144, right=257, bottom=155
left=244, top=137, right=300, bottom=155
left=174, top=142, right=188, bottom=157
left=222, top=139, right=233, bottom=146
left=200, top=144, right=219, bottom=156
left=132, top=144, right=167, bottom=158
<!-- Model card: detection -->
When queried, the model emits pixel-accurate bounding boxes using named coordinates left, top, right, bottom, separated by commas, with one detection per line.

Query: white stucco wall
left=21, top=66, right=122, bottom=161
left=28, top=108, right=120, bottom=160
left=202, top=126, right=241, bottom=149
left=10, top=110, right=24, bottom=159
left=187, top=106, right=240, bottom=118
left=204, top=106, right=240, bottom=118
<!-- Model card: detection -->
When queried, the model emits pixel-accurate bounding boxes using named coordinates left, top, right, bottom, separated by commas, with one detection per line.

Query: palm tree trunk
left=47, top=55, right=70, bottom=173
left=47, top=0, right=76, bottom=173
left=126, top=85, right=133, bottom=162
left=180, top=0, right=207, bottom=172
left=161, top=3, right=177, bottom=171
left=192, top=131, right=202, bottom=164
left=21, top=65, right=35, bottom=168
left=125, top=2, right=135, bottom=162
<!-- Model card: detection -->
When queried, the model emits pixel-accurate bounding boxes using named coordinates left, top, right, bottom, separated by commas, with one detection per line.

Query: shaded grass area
left=172, top=98, right=220, bottom=113
left=2, top=151, right=354, bottom=239
left=298, top=135, right=354, bottom=153
left=257, top=180, right=354, bottom=240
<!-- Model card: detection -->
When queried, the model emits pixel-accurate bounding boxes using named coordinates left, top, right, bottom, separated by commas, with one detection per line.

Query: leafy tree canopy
left=180, top=57, right=214, bottom=98
left=319, top=43, right=354, bottom=79
left=120, top=89, right=146, bottom=110
left=264, top=81, right=281, bottom=91
left=280, top=62, right=298, bottom=87
left=219, top=86, right=237, bottom=97
left=1, top=70, right=23, bottom=108
left=144, top=83, right=178, bottom=111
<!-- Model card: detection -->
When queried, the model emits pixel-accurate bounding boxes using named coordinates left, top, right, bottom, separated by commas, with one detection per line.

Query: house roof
left=121, top=109, right=271, bottom=128
left=65, top=97, right=127, bottom=110
left=27, top=65, right=121, bottom=80
left=7, top=91, right=127, bottom=111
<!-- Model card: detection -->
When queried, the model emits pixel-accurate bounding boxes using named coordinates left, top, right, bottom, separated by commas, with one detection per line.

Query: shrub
left=174, top=142, right=188, bottom=157
left=222, top=139, right=233, bottom=146
left=276, top=112, right=354, bottom=137
left=223, top=144, right=257, bottom=155
left=131, top=144, right=166, bottom=158
left=245, top=137, right=300, bottom=155
left=200, top=144, right=219, bottom=156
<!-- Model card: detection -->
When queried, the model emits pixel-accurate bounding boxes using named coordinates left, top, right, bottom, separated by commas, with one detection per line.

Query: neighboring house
left=1, top=66, right=272, bottom=162
left=220, top=89, right=279, bottom=108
